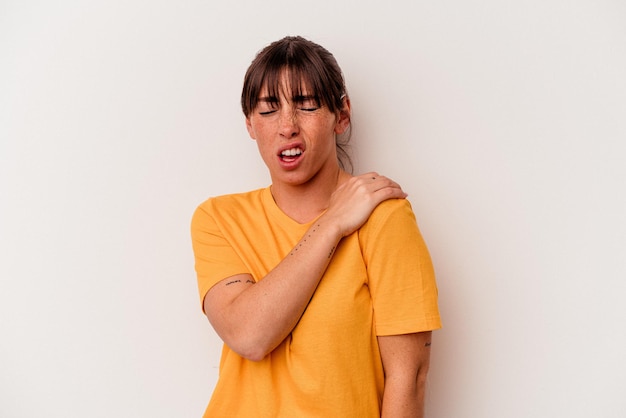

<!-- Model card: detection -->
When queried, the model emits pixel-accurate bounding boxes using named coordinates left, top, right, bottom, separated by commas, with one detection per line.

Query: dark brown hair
left=241, top=36, right=352, bottom=172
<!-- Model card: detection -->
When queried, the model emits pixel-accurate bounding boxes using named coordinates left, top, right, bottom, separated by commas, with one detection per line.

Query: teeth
left=281, top=148, right=302, bottom=157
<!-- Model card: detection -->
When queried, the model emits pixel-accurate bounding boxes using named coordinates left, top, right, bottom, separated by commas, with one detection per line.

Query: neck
left=270, top=165, right=350, bottom=224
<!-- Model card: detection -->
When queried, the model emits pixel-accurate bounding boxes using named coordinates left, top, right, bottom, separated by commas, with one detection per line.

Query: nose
left=278, top=107, right=299, bottom=139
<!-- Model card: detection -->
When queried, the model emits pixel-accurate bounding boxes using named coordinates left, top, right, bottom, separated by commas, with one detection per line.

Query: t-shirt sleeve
left=362, top=199, right=442, bottom=336
left=190, top=201, right=249, bottom=310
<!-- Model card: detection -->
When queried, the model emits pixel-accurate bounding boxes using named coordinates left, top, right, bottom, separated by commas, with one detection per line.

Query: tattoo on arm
left=425, top=342, right=432, bottom=347
left=288, top=223, right=337, bottom=259
left=225, top=279, right=255, bottom=286
left=290, top=224, right=321, bottom=256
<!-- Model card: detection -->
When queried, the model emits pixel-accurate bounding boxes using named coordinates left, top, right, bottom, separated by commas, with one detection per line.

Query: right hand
left=323, top=172, right=407, bottom=237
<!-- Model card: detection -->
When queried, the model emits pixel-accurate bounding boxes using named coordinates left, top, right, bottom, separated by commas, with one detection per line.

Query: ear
left=245, top=117, right=257, bottom=140
left=334, top=96, right=351, bottom=135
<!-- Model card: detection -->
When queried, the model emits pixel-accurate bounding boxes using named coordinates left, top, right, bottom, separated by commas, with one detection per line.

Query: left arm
left=378, top=331, right=433, bottom=418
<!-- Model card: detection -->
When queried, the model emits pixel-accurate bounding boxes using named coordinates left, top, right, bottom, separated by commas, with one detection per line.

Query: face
left=245, top=73, right=350, bottom=187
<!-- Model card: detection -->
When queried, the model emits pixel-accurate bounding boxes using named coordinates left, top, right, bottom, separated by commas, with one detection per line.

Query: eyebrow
left=258, top=94, right=317, bottom=103
left=293, top=94, right=317, bottom=102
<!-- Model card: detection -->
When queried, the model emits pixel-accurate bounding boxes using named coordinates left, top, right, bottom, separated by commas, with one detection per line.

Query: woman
left=191, top=36, right=441, bottom=417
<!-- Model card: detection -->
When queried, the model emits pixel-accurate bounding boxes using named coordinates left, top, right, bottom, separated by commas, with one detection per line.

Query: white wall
left=1, top=1, right=625, bottom=417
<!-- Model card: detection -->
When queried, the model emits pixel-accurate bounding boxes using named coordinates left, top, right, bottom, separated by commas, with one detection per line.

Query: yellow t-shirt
left=191, top=187, right=441, bottom=417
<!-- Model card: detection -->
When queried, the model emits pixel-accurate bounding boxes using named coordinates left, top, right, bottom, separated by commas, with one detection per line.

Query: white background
left=1, top=1, right=625, bottom=417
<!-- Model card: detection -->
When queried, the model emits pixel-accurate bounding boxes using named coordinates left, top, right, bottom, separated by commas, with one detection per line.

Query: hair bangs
left=242, top=37, right=344, bottom=116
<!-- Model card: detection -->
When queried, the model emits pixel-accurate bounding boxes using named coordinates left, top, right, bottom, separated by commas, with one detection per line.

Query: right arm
left=202, top=173, right=406, bottom=361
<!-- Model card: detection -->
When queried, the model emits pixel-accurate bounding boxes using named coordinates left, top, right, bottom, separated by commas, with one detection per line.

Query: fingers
left=330, top=172, right=406, bottom=205
left=360, top=172, right=407, bottom=197
left=324, top=172, right=407, bottom=237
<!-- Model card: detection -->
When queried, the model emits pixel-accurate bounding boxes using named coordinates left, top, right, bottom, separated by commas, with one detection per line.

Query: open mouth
left=280, top=147, right=303, bottom=162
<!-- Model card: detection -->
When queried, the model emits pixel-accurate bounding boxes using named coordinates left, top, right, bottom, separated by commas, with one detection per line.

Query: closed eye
left=294, top=95, right=320, bottom=112
left=257, top=96, right=279, bottom=115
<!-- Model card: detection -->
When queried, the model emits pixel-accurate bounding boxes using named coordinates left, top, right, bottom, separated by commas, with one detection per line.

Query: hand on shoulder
left=324, top=172, right=407, bottom=237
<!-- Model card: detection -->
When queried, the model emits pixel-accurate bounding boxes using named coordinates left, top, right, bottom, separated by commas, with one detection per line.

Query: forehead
left=259, top=68, right=315, bottom=99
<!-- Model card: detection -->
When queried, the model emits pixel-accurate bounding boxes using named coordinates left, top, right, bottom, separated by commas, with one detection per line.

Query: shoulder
left=192, top=187, right=268, bottom=228
left=366, top=198, right=417, bottom=229
left=195, top=188, right=267, bottom=213
left=357, top=198, right=423, bottom=249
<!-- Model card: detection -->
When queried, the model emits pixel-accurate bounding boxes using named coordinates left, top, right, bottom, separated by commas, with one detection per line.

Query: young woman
left=191, top=36, right=441, bottom=417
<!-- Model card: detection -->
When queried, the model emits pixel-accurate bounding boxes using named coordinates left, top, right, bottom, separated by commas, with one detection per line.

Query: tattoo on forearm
left=425, top=342, right=432, bottom=347
left=288, top=223, right=337, bottom=259
left=290, top=224, right=321, bottom=256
